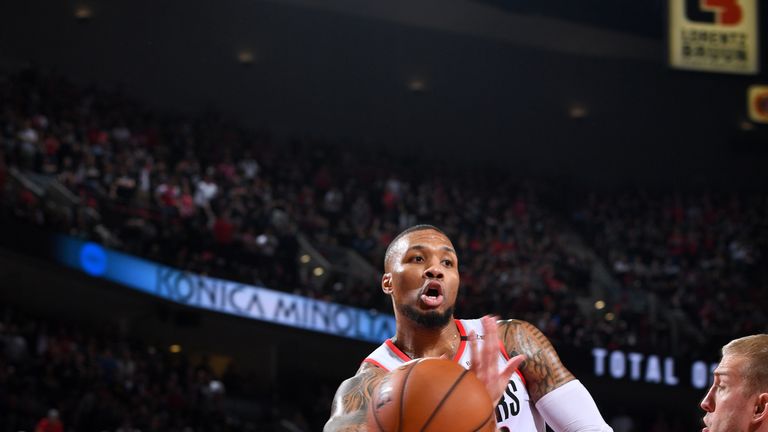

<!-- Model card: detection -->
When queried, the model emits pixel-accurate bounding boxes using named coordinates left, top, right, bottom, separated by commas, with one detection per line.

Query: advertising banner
left=669, top=0, right=759, bottom=74
left=53, top=236, right=396, bottom=344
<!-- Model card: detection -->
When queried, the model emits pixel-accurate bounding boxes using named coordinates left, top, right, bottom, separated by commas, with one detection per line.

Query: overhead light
left=407, top=78, right=427, bottom=93
left=569, top=104, right=588, bottom=119
left=313, top=267, right=325, bottom=277
left=74, top=5, right=93, bottom=20
left=300, top=254, right=311, bottom=264
left=209, top=380, right=225, bottom=394
left=169, top=344, right=182, bottom=353
left=594, top=300, right=606, bottom=310
left=739, top=120, right=754, bottom=131
left=237, top=50, right=255, bottom=65
left=605, top=312, right=615, bottom=322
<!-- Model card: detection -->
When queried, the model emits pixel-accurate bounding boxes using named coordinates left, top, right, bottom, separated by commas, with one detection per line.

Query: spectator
left=34, top=409, right=63, bottom=432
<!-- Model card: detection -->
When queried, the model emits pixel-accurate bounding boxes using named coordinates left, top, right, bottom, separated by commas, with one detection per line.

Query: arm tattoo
left=324, top=365, right=387, bottom=432
left=499, top=319, right=575, bottom=402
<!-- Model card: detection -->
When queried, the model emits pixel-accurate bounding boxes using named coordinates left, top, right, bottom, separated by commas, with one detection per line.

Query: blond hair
left=722, top=334, right=768, bottom=394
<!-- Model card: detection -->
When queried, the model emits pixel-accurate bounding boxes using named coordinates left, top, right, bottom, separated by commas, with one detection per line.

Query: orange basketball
left=367, top=358, right=496, bottom=432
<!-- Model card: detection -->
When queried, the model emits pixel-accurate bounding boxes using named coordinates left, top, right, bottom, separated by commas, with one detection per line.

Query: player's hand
left=469, top=315, right=526, bottom=408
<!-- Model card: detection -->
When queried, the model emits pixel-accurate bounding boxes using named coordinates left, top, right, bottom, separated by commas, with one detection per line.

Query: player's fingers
left=499, top=354, right=525, bottom=391
left=499, top=354, right=526, bottom=381
left=482, top=315, right=498, bottom=364
left=471, top=330, right=489, bottom=380
left=469, top=330, right=481, bottom=368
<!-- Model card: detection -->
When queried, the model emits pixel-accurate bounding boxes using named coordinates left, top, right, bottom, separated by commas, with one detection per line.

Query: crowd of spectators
left=0, top=69, right=299, bottom=293
left=0, top=306, right=325, bottom=432
left=573, top=191, right=768, bottom=356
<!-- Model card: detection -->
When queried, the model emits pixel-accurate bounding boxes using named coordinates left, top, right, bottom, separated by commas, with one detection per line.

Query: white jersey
left=363, top=318, right=546, bottom=432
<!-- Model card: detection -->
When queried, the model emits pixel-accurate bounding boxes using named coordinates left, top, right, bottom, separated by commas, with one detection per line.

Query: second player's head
left=701, top=334, right=768, bottom=432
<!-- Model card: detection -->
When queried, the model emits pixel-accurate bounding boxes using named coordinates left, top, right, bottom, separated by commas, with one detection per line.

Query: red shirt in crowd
left=35, top=418, right=63, bottom=432
left=213, top=217, right=234, bottom=244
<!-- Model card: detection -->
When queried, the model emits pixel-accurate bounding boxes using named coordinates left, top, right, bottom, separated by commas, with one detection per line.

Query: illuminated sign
left=748, top=85, right=768, bottom=124
left=592, top=348, right=718, bottom=389
left=669, top=0, right=759, bottom=74
left=54, top=236, right=396, bottom=344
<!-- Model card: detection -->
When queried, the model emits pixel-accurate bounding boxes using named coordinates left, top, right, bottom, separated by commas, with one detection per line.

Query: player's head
left=701, top=334, right=768, bottom=432
left=47, top=409, right=60, bottom=424
left=383, top=224, right=448, bottom=271
left=381, top=225, right=459, bottom=329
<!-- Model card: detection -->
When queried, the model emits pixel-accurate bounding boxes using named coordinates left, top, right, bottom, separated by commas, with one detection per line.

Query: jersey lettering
left=495, top=380, right=521, bottom=423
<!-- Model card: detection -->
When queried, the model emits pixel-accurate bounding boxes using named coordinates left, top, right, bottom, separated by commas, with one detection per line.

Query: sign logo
left=685, top=0, right=743, bottom=25
left=80, top=243, right=107, bottom=276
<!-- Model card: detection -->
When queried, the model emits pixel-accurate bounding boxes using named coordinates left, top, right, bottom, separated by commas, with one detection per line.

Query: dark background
left=1, top=0, right=767, bottom=188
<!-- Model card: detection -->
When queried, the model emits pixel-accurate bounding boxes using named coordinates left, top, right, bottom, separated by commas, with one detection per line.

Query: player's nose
left=423, top=264, right=444, bottom=279
left=700, top=388, right=714, bottom=412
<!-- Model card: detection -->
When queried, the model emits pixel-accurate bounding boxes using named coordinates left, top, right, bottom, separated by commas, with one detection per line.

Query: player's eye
left=410, top=255, right=424, bottom=263
left=442, top=259, right=453, bottom=267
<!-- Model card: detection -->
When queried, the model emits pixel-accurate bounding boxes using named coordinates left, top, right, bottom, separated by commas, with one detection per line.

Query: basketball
left=367, top=358, right=496, bottom=432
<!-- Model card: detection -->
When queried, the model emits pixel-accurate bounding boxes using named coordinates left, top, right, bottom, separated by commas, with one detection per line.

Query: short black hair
left=383, top=224, right=447, bottom=270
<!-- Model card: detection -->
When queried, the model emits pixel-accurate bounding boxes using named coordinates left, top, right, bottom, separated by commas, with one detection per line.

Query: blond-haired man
left=701, top=334, right=768, bottom=432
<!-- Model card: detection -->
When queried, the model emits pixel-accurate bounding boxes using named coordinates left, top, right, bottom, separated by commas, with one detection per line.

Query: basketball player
left=324, top=224, right=612, bottom=431
left=701, top=334, right=768, bottom=432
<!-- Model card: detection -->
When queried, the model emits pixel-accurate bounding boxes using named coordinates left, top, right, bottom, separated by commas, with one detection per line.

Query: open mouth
left=419, top=281, right=444, bottom=308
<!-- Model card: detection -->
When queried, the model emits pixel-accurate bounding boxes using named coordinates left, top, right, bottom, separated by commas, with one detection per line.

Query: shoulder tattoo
left=499, top=319, right=575, bottom=402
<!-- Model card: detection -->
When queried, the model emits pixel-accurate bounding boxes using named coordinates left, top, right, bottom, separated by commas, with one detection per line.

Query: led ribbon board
left=54, top=235, right=396, bottom=343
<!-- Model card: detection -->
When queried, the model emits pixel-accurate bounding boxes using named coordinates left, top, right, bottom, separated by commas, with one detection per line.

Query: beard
left=399, top=304, right=455, bottom=329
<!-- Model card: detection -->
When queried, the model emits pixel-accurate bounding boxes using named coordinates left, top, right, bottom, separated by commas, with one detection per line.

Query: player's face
left=382, top=230, right=459, bottom=328
left=700, top=355, right=756, bottom=432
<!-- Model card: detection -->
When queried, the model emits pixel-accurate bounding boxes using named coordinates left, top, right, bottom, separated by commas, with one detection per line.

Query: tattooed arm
left=498, top=319, right=612, bottom=431
left=324, top=363, right=388, bottom=432
left=497, top=319, right=575, bottom=402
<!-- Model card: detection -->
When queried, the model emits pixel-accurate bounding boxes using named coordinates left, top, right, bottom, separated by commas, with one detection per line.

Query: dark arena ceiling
left=1, top=0, right=766, bottom=187
left=473, top=0, right=668, bottom=38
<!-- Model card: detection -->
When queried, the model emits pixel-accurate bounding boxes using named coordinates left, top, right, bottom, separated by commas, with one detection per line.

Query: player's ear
left=382, top=273, right=393, bottom=295
left=753, top=393, right=768, bottom=424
